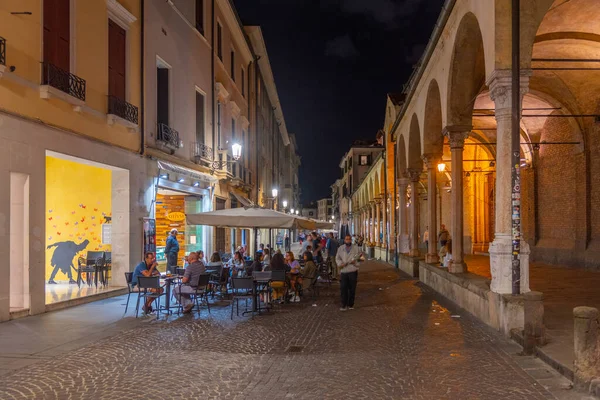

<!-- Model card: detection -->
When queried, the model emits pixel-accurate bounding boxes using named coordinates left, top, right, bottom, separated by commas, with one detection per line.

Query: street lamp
left=272, top=188, right=278, bottom=198
left=283, top=200, right=288, bottom=209
left=291, top=208, right=295, bottom=214
left=295, top=210, right=299, bottom=215
left=211, top=143, right=243, bottom=174
left=232, top=143, right=242, bottom=161
left=437, top=162, right=446, bottom=173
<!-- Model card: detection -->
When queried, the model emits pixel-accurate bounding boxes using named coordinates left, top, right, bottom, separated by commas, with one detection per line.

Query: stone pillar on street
left=573, top=306, right=600, bottom=388
left=382, top=197, right=388, bottom=248
left=487, top=69, right=531, bottom=293
left=398, top=178, right=410, bottom=253
left=523, top=291, right=546, bottom=355
left=375, top=201, right=381, bottom=245
left=422, top=153, right=440, bottom=264
left=443, top=126, right=470, bottom=273
left=371, top=202, right=376, bottom=243
left=407, top=169, right=421, bottom=257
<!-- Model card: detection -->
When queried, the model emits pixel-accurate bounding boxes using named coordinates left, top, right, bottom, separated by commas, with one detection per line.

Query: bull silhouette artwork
left=47, top=239, right=90, bottom=284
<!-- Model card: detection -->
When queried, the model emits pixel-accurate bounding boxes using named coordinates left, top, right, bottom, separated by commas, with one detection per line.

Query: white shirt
left=336, top=244, right=360, bottom=274
left=423, top=230, right=429, bottom=242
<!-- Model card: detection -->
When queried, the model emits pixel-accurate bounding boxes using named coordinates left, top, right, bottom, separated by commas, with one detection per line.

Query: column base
left=398, top=234, right=410, bottom=253
left=425, top=253, right=439, bottom=264
left=489, top=234, right=530, bottom=294
left=449, top=261, right=467, bottom=273
left=409, top=249, right=420, bottom=257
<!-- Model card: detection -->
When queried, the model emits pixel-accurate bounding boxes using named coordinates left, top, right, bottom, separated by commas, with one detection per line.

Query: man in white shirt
left=423, top=226, right=429, bottom=250
left=336, top=234, right=361, bottom=311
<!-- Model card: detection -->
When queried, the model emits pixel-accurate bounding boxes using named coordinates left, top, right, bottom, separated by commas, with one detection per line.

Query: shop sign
left=166, top=212, right=185, bottom=222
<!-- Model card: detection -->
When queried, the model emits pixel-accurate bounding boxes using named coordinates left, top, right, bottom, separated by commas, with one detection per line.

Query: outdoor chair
left=253, top=271, right=272, bottom=310
left=317, top=262, right=332, bottom=288
left=190, top=274, right=211, bottom=315
left=135, top=276, right=165, bottom=318
left=77, top=251, right=105, bottom=288
left=176, top=267, right=186, bottom=276
left=270, top=270, right=287, bottom=303
left=122, top=272, right=139, bottom=313
left=101, top=251, right=112, bottom=286
left=230, top=277, right=254, bottom=319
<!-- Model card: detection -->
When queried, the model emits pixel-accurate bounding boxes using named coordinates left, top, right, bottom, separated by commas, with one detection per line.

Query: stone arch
left=407, top=114, right=422, bottom=170
left=397, top=134, right=407, bottom=177
left=447, top=12, right=486, bottom=126
left=423, top=79, right=444, bottom=155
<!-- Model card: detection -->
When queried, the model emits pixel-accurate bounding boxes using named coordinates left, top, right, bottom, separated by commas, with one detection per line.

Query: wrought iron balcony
left=108, top=95, right=138, bottom=125
left=41, top=62, right=86, bottom=102
left=157, top=122, right=180, bottom=149
left=0, top=37, right=5, bottom=66
left=192, top=142, right=213, bottom=164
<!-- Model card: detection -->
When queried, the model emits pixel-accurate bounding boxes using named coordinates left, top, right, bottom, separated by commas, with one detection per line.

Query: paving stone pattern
left=0, top=261, right=559, bottom=399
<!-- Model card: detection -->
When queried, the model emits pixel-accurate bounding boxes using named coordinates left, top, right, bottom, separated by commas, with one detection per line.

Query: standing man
left=423, top=226, right=429, bottom=251
left=165, top=228, right=180, bottom=272
left=438, top=224, right=450, bottom=248
left=336, top=234, right=361, bottom=311
left=284, top=234, right=290, bottom=252
left=326, top=232, right=340, bottom=278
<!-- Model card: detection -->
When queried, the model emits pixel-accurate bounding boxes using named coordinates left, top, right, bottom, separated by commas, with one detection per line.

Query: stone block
left=573, top=306, right=600, bottom=389
left=523, top=291, right=546, bottom=354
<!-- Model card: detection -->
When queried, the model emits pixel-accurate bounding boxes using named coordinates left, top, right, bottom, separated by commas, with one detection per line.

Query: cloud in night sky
left=325, top=34, right=360, bottom=59
left=326, top=0, right=427, bottom=30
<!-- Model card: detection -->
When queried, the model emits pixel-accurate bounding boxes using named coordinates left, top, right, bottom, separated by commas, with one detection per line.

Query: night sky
left=233, top=0, right=446, bottom=203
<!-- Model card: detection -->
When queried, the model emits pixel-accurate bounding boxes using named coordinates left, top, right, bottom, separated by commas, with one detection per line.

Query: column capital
left=443, top=127, right=471, bottom=149
left=397, top=178, right=409, bottom=186
left=406, top=168, right=422, bottom=183
left=421, top=153, right=442, bottom=169
left=486, top=69, right=532, bottom=111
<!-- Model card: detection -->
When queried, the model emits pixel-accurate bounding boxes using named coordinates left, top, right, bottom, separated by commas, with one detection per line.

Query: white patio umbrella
left=186, top=207, right=316, bottom=230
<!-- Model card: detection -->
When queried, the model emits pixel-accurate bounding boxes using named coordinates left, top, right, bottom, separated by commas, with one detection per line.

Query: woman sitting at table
left=301, top=251, right=318, bottom=294
left=265, top=253, right=287, bottom=302
left=262, top=249, right=271, bottom=267
left=230, top=251, right=245, bottom=278
left=286, top=251, right=302, bottom=302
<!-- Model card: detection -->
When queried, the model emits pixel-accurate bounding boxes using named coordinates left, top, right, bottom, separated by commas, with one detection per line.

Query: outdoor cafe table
left=249, top=274, right=272, bottom=315
left=160, top=275, right=180, bottom=313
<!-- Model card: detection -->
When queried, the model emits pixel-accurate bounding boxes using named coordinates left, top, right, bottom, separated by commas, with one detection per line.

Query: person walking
left=438, top=224, right=450, bottom=248
left=326, top=232, right=340, bottom=278
left=336, top=234, right=361, bottom=311
left=165, top=229, right=180, bottom=273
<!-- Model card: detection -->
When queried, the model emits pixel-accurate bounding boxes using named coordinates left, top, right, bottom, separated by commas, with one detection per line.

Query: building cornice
left=106, top=0, right=137, bottom=29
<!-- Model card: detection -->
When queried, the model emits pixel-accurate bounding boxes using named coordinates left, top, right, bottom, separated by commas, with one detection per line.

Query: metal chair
left=123, top=272, right=138, bottom=313
left=270, top=270, right=287, bottom=303
left=135, top=276, right=165, bottom=318
left=101, top=251, right=112, bottom=287
left=175, top=267, right=186, bottom=276
left=190, top=274, right=211, bottom=315
left=253, top=271, right=272, bottom=310
left=230, top=277, right=254, bottom=319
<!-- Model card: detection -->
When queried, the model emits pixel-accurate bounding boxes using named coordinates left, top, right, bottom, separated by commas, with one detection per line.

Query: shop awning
left=231, top=191, right=255, bottom=208
left=157, top=160, right=217, bottom=184
left=186, top=207, right=315, bottom=229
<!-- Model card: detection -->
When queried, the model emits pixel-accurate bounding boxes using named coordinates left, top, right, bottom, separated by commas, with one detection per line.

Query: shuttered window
left=108, top=19, right=126, bottom=100
left=196, top=91, right=205, bottom=144
left=43, top=0, right=70, bottom=71
left=195, top=0, right=204, bottom=34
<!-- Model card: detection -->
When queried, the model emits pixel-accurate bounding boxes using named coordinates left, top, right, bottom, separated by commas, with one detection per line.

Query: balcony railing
left=41, top=62, right=86, bottom=102
left=192, top=142, right=213, bottom=164
left=157, top=122, right=180, bottom=149
left=0, top=37, right=5, bottom=66
left=108, top=95, right=138, bottom=125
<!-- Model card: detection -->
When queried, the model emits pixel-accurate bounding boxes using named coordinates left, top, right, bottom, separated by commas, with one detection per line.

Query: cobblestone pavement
left=0, top=261, right=572, bottom=399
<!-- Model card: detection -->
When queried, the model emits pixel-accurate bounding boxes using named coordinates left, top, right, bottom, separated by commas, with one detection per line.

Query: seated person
left=230, top=251, right=245, bottom=278
left=301, top=251, right=318, bottom=293
left=285, top=251, right=301, bottom=302
left=438, top=239, right=453, bottom=268
left=132, top=252, right=163, bottom=314
left=173, top=251, right=206, bottom=313
left=249, top=252, right=263, bottom=276
left=266, top=253, right=287, bottom=302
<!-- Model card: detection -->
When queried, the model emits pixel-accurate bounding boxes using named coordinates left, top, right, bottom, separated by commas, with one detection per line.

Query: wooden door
left=108, top=19, right=126, bottom=100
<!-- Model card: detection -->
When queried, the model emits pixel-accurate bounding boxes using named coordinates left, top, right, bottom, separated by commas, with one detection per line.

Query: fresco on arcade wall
left=45, top=156, right=112, bottom=282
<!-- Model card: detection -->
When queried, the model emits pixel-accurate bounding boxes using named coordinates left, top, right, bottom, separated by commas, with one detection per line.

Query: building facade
left=317, top=198, right=333, bottom=222
left=0, top=0, right=297, bottom=321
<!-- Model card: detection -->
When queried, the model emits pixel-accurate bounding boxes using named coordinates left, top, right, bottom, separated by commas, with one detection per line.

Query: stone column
left=422, top=153, right=441, bottom=264
left=407, top=169, right=421, bottom=257
left=573, top=306, right=600, bottom=387
left=375, top=201, right=381, bottom=245
left=371, top=203, right=376, bottom=243
left=487, top=69, right=531, bottom=293
left=382, top=197, right=388, bottom=247
left=443, top=127, right=470, bottom=273
left=398, top=178, right=410, bottom=253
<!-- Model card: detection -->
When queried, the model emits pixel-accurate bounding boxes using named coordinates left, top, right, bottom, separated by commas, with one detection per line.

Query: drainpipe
left=139, top=0, right=145, bottom=155
left=393, top=139, right=398, bottom=268
left=211, top=0, right=216, bottom=161
left=511, top=0, right=521, bottom=295
left=383, top=131, right=389, bottom=264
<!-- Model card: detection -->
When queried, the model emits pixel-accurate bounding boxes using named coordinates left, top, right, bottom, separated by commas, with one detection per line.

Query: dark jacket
left=165, top=235, right=180, bottom=255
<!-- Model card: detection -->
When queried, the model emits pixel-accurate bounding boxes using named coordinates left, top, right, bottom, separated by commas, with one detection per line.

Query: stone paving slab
left=0, top=261, right=580, bottom=399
